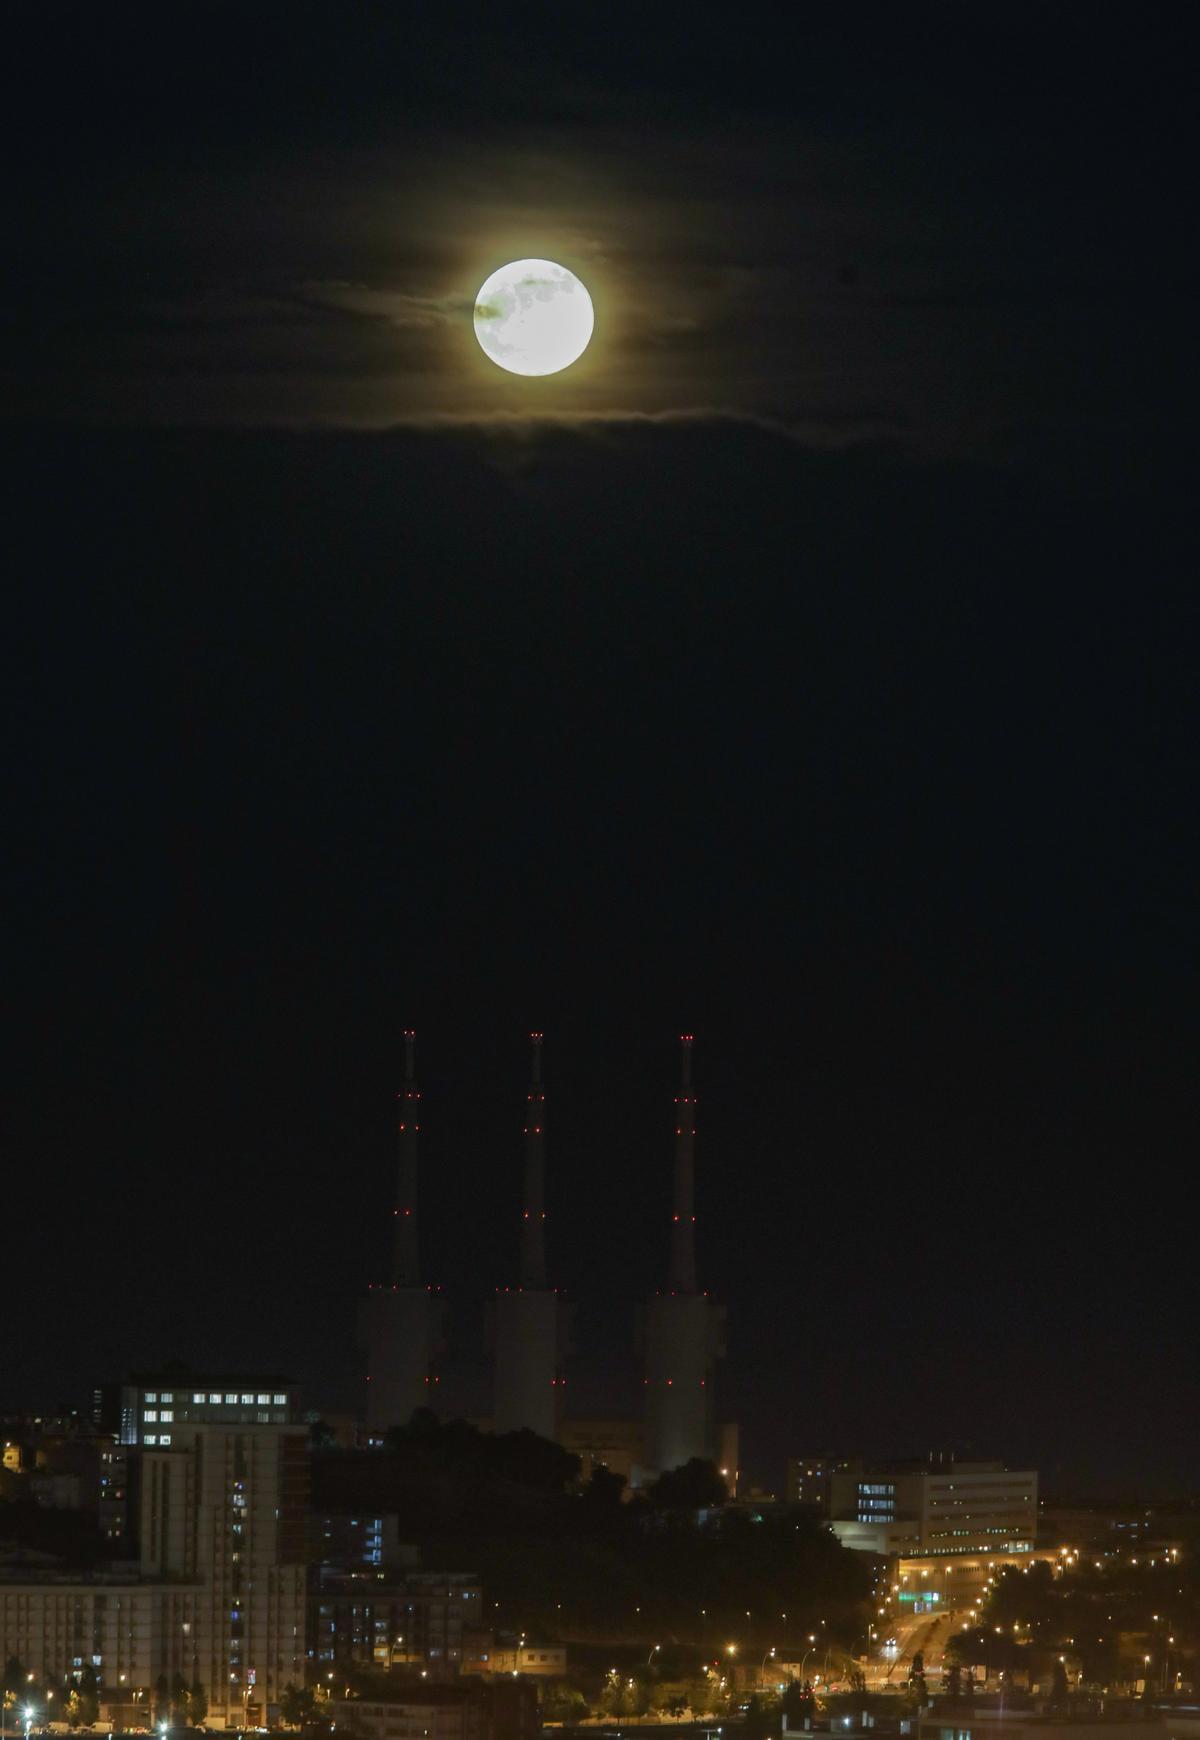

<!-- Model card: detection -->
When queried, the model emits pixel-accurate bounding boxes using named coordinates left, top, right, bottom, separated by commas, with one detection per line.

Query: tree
left=943, top=1662, right=961, bottom=1700
left=541, top=1685, right=588, bottom=1724
left=744, top=1694, right=770, bottom=1740
left=579, top=1464, right=626, bottom=1509
left=64, top=1690, right=83, bottom=1730
left=280, top=1684, right=317, bottom=1728
left=685, top=1676, right=714, bottom=1718
left=309, top=1418, right=338, bottom=1451
left=599, top=1672, right=622, bottom=1717
left=78, top=1667, right=100, bottom=1728
left=3, top=1661, right=26, bottom=1698
left=188, top=1682, right=208, bottom=1727
left=908, top=1653, right=927, bottom=1704
left=782, top=1680, right=804, bottom=1723
left=647, top=1458, right=728, bottom=1510
left=622, top=1670, right=650, bottom=1712
left=1050, top=1660, right=1069, bottom=1707
left=170, top=1672, right=190, bottom=1726
left=490, top=1428, right=581, bottom=1494
left=154, top=1674, right=170, bottom=1724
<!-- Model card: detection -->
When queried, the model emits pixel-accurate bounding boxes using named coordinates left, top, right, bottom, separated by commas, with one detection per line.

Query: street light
left=647, top=1646, right=661, bottom=1667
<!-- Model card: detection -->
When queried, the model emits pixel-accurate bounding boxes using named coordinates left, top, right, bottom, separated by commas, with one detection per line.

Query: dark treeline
left=312, top=1414, right=869, bottom=1641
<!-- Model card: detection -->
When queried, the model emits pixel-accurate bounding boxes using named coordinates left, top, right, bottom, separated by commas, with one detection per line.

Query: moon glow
left=473, top=259, right=594, bottom=376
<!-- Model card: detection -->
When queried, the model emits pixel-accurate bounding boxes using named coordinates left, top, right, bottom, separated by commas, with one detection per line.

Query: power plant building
left=359, top=1031, right=731, bottom=1483
left=491, top=1034, right=572, bottom=1439
left=361, top=1031, right=447, bottom=1433
left=640, top=1035, right=726, bottom=1481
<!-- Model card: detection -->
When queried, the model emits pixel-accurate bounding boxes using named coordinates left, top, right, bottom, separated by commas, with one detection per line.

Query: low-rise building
left=482, top=1640, right=567, bottom=1677
left=348, top=1679, right=537, bottom=1740
left=309, top=1569, right=482, bottom=1678
left=0, top=1566, right=201, bottom=1690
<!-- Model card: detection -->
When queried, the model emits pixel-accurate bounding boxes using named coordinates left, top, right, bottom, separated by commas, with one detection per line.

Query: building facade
left=309, top=1570, right=482, bottom=1678
left=137, top=1421, right=309, bottom=1724
left=0, top=1570, right=201, bottom=1696
left=830, top=1460, right=1037, bottom=1557
left=2, top=1408, right=308, bottom=1729
left=786, top=1454, right=858, bottom=1512
left=348, top=1680, right=537, bottom=1740
left=94, top=1374, right=298, bottom=1447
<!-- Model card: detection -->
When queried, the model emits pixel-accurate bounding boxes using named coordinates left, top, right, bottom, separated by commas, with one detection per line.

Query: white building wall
left=920, top=1468, right=1038, bottom=1552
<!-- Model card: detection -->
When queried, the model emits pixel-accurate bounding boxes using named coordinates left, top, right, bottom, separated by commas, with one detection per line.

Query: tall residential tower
left=360, top=1030, right=447, bottom=1433
left=642, top=1034, right=726, bottom=1476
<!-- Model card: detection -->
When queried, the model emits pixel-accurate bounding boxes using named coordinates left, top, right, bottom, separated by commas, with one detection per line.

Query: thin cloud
left=294, top=280, right=471, bottom=328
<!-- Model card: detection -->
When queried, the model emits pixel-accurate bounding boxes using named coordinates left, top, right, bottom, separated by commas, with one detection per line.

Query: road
left=867, top=1611, right=957, bottom=1688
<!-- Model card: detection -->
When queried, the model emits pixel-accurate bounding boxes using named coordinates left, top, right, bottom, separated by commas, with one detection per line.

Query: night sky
left=5, top=5, right=1195, bottom=1496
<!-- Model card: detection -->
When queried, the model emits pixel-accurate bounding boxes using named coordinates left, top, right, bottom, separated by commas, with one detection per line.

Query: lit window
left=257, top=1393, right=270, bottom=1405
left=211, top=1393, right=223, bottom=1404
left=225, top=1392, right=237, bottom=1404
left=193, top=1393, right=206, bottom=1404
left=145, top=1392, right=158, bottom=1404
left=257, top=1411, right=270, bottom=1423
left=145, top=1435, right=158, bottom=1446
left=161, top=1392, right=174, bottom=1403
left=273, top=1393, right=287, bottom=1406
left=160, top=1410, right=174, bottom=1423
left=241, top=1394, right=254, bottom=1405
left=160, top=1434, right=172, bottom=1446
left=144, top=1410, right=158, bottom=1423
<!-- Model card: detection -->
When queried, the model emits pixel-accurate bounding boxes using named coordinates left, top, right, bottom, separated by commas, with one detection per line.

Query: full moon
left=473, top=259, right=594, bottom=377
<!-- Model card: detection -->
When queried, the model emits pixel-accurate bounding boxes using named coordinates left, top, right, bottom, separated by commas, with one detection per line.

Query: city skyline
left=6, top=3, right=1195, bottom=1509
left=4, top=1016, right=1191, bottom=1496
